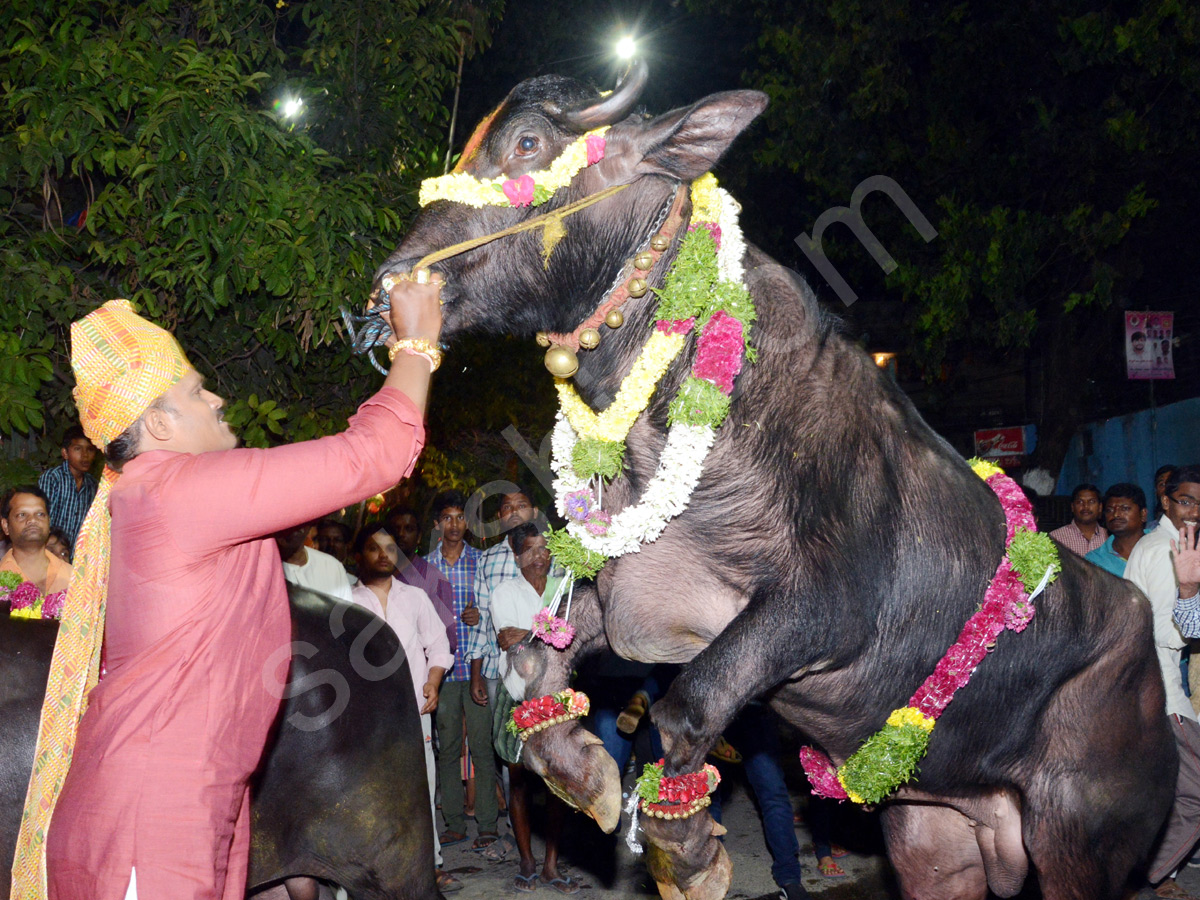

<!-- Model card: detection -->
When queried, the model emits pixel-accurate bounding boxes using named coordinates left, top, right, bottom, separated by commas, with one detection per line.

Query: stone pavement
left=437, top=768, right=1200, bottom=900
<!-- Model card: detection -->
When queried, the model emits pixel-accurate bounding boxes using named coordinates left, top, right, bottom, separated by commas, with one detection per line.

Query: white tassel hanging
left=624, top=790, right=644, bottom=856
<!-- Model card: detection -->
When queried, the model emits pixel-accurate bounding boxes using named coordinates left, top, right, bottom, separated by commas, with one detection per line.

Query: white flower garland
left=552, top=413, right=716, bottom=558
left=547, top=174, right=746, bottom=565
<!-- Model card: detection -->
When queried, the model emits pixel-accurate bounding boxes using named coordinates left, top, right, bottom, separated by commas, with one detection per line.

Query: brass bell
left=650, top=233, right=670, bottom=252
left=605, top=308, right=625, bottom=329
left=634, top=252, right=654, bottom=271
left=579, top=328, right=601, bottom=350
left=535, top=331, right=551, bottom=348
left=544, top=345, right=579, bottom=378
left=627, top=277, right=648, bottom=298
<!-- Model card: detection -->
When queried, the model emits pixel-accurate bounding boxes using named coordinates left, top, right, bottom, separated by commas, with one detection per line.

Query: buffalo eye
left=515, top=134, right=539, bottom=156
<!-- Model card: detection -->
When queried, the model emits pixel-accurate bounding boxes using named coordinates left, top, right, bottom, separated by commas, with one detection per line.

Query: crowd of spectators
left=8, top=422, right=1200, bottom=899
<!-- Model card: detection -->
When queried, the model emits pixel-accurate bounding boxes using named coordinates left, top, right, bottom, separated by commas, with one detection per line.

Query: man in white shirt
left=275, top=521, right=353, bottom=603
left=1126, top=464, right=1200, bottom=897
left=489, top=523, right=577, bottom=894
left=349, top=527, right=455, bottom=892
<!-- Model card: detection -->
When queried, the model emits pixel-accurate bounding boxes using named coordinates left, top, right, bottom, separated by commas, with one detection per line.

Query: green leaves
left=0, top=0, right=464, bottom=481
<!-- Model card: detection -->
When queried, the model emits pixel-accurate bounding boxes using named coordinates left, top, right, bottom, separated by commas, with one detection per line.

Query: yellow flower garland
left=689, top=173, right=722, bottom=225
left=555, top=330, right=687, bottom=442
left=419, top=127, right=610, bottom=208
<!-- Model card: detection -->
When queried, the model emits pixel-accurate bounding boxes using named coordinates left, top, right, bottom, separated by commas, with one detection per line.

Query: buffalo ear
left=633, top=90, right=768, bottom=181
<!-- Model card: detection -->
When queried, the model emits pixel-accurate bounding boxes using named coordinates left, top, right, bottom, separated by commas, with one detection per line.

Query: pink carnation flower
left=8, top=581, right=39, bottom=611
left=799, top=746, right=848, bottom=801
left=41, top=591, right=66, bottom=620
left=655, top=317, right=695, bottom=335
left=688, top=221, right=722, bottom=249
left=585, top=134, right=606, bottom=166
left=584, top=509, right=612, bottom=536
left=502, top=174, right=536, bottom=207
left=531, top=608, right=576, bottom=650
left=693, top=311, right=744, bottom=394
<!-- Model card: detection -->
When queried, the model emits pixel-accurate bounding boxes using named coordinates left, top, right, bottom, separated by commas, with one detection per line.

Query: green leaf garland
left=572, top=436, right=625, bottom=480
left=667, top=377, right=732, bottom=428
left=837, top=721, right=932, bottom=805
left=546, top=526, right=606, bottom=580
left=1007, top=529, right=1061, bottom=592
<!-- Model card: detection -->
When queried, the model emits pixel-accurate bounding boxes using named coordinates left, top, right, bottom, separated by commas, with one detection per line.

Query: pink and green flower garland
left=1, top=570, right=65, bottom=621
left=800, top=459, right=1061, bottom=805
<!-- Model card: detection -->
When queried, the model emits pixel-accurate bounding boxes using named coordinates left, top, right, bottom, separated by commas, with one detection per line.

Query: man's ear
left=139, top=405, right=175, bottom=444
left=0, top=517, right=9, bottom=538
left=60, top=447, right=69, bottom=462
left=632, top=90, right=768, bottom=182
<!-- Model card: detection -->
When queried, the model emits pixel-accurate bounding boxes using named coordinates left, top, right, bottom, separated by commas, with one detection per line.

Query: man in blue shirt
left=424, top=489, right=498, bottom=850
left=37, top=425, right=98, bottom=556
left=1085, top=483, right=1148, bottom=578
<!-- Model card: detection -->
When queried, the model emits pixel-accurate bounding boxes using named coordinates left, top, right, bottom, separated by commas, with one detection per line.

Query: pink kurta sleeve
left=156, top=387, right=424, bottom=553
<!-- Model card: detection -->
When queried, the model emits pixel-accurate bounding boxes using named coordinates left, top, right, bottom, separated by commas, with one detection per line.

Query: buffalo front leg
left=510, top=582, right=623, bottom=832
left=641, top=589, right=841, bottom=900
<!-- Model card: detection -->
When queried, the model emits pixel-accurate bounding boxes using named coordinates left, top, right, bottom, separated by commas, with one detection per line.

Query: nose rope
left=342, top=183, right=632, bottom=372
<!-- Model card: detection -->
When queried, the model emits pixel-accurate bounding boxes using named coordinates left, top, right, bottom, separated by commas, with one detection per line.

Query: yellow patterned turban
left=11, top=299, right=189, bottom=900
left=70, top=298, right=191, bottom=449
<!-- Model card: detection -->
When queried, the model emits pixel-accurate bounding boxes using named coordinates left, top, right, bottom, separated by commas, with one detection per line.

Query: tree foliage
left=0, top=0, right=474, bottom=490
left=689, top=0, right=1199, bottom=468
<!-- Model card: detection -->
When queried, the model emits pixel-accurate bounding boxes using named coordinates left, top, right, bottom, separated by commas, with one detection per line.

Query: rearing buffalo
left=375, top=62, right=1175, bottom=900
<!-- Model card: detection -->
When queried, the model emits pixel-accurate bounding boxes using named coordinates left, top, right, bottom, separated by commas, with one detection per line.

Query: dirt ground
left=436, top=759, right=1200, bottom=900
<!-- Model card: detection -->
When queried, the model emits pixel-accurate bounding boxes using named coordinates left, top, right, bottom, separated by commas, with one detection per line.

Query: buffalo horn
left=560, top=58, right=649, bottom=131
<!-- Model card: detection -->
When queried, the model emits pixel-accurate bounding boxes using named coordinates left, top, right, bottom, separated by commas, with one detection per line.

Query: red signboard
left=974, top=427, right=1027, bottom=469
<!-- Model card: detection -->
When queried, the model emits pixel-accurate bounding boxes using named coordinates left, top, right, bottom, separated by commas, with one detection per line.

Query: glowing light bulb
left=282, top=97, right=303, bottom=118
left=615, top=36, right=636, bottom=61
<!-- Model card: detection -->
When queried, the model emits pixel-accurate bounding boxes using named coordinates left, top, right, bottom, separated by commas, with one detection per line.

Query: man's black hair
left=318, top=519, right=352, bottom=540
left=385, top=505, right=419, bottom=524
left=508, top=521, right=542, bottom=555
left=352, top=525, right=395, bottom=558
left=1166, top=466, right=1200, bottom=498
left=1132, top=331, right=1147, bottom=341
left=1070, top=483, right=1101, bottom=502
left=1, top=485, right=49, bottom=519
left=431, top=489, right=468, bottom=520
left=1103, top=483, right=1146, bottom=511
left=503, top=484, right=538, bottom=507
left=61, top=425, right=90, bottom=449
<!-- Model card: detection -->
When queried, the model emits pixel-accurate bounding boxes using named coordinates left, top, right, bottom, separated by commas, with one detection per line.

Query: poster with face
left=1126, top=311, right=1174, bottom=380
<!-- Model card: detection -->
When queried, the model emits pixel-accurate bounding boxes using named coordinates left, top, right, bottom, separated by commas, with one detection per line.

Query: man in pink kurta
left=47, top=390, right=425, bottom=899
left=15, top=277, right=444, bottom=900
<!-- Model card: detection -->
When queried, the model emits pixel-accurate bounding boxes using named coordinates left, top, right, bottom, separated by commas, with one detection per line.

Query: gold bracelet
left=388, top=338, right=443, bottom=372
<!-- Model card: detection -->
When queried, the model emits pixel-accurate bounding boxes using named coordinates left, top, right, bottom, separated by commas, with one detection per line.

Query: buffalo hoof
left=643, top=813, right=732, bottom=900
left=523, top=721, right=622, bottom=833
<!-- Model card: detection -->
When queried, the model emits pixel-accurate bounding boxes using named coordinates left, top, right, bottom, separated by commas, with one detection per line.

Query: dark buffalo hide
left=0, top=587, right=435, bottom=900
left=376, top=62, right=1175, bottom=900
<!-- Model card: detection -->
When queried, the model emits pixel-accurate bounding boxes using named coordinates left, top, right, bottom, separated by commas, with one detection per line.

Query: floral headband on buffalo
left=419, top=126, right=609, bottom=209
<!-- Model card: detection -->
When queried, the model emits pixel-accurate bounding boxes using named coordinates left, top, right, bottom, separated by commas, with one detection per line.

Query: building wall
left=1055, top=397, right=1200, bottom=507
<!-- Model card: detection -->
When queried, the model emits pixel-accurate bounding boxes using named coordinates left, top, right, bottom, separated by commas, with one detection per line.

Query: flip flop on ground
left=472, top=832, right=501, bottom=851
left=439, top=830, right=469, bottom=847
left=817, top=858, right=847, bottom=878
left=544, top=876, right=581, bottom=894
left=436, top=869, right=464, bottom=893
left=513, top=873, right=539, bottom=892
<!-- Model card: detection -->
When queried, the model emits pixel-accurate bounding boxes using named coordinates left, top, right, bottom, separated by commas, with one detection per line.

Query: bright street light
left=281, top=97, right=303, bottom=118
left=615, top=36, right=636, bottom=61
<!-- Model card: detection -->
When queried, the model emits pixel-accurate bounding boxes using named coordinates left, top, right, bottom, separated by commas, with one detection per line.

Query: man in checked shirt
left=425, top=489, right=499, bottom=851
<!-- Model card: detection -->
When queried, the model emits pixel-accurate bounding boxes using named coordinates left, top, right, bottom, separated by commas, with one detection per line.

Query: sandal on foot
left=436, top=870, right=464, bottom=893
left=472, top=831, right=500, bottom=851
left=513, top=873, right=539, bottom=893
left=439, top=830, right=469, bottom=847
left=616, top=693, right=649, bottom=735
left=1155, top=881, right=1200, bottom=900
left=482, top=834, right=517, bottom=861
left=545, top=876, right=581, bottom=895
left=817, top=859, right=847, bottom=878
left=831, top=844, right=848, bottom=859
